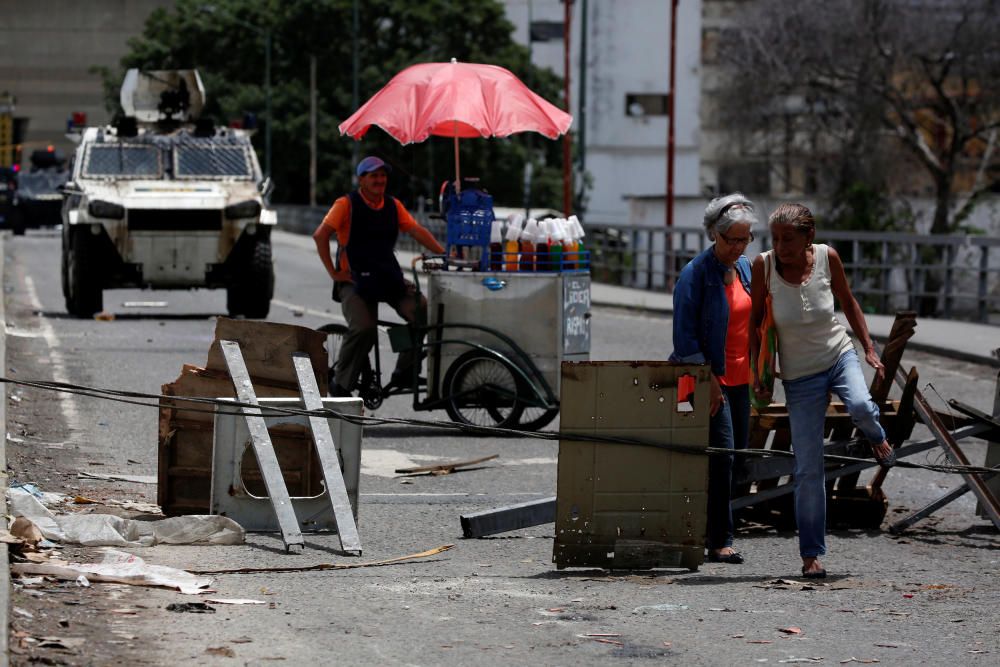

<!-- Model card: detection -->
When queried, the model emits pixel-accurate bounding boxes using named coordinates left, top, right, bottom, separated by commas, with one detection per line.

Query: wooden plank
left=291, top=353, right=362, bottom=556
left=221, top=340, right=304, bottom=553
left=731, top=424, right=991, bottom=510
left=836, top=312, right=916, bottom=491
left=892, top=358, right=1000, bottom=530
left=396, top=454, right=499, bottom=475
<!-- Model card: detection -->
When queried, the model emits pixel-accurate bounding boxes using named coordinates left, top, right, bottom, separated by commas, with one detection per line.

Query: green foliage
left=824, top=182, right=913, bottom=234
left=104, top=0, right=569, bottom=208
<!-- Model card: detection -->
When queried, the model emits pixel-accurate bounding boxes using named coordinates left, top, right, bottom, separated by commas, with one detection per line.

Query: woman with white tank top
left=749, top=203, right=895, bottom=580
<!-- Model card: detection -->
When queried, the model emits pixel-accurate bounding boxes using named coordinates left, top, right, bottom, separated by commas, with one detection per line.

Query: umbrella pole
left=453, top=127, right=461, bottom=193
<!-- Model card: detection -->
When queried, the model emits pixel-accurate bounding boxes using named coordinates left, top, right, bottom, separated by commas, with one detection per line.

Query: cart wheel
left=514, top=404, right=559, bottom=431
left=443, top=351, right=524, bottom=429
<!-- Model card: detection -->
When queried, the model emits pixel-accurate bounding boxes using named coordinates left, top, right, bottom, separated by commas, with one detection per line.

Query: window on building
left=625, top=94, right=669, bottom=117
left=530, top=21, right=564, bottom=42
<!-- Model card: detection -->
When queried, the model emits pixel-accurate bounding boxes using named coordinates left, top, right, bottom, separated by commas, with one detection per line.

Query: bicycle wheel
left=443, top=351, right=524, bottom=429
left=513, top=395, right=560, bottom=432
left=317, top=323, right=379, bottom=407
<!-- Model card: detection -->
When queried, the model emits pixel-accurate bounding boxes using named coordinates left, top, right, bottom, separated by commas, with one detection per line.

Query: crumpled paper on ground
left=7, top=487, right=244, bottom=547
left=11, top=549, right=212, bottom=595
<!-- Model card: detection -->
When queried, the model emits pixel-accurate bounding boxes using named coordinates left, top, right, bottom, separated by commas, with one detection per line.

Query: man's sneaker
left=389, top=370, right=426, bottom=389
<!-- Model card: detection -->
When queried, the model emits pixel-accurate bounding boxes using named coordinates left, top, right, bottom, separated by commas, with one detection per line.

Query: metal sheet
left=220, top=340, right=304, bottom=552
left=554, top=361, right=711, bottom=571
left=212, top=395, right=363, bottom=535
left=292, top=353, right=362, bottom=556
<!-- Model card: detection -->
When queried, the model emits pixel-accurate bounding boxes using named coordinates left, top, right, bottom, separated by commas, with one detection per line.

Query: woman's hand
left=752, top=378, right=772, bottom=407
left=864, top=347, right=885, bottom=383
left=710, top=374, right=725, bottom=417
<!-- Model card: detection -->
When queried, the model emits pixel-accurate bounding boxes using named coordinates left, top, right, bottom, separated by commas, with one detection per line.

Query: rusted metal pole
left=665, top=0, right=679, bottom=289
left=563, top=0, right=573, bottom=217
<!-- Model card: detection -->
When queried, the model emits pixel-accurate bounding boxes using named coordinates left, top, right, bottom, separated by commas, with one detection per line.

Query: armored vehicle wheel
left=64, top=227, right=103, bottom=318
left=227, top=237, right=274, bottom=319
left=443, top=351, right=524, bottom=429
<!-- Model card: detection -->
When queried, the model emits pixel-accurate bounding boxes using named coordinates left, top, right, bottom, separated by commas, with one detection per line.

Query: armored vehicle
left=61, top=69, right=276, bottom=318
left=13, top=149, right=69, bottom=234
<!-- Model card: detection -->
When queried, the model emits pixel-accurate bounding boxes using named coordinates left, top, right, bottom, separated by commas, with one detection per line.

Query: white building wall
left=502, top=0, right=702, bottom=224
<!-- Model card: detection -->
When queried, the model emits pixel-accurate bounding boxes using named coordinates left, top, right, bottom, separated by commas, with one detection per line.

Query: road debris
left=395, top=454, right=500, bottom=475
left=190, top=544, right=454, bottom=575
left=11, top=549, right=212, bottom=595
left=9, top=488, right=244, bottom=546
left=632, top=603, right=689, bottom=613
left=204, top=598, right=267, bottom=605
left=779, top=627, right=803, bottom=635
left=78, top=471, right=157, bottom=484
left=166, top=602, right=215, bottom=614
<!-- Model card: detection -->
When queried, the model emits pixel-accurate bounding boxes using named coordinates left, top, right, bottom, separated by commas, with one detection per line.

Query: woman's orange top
left=720, top=278, right=751, bottom=386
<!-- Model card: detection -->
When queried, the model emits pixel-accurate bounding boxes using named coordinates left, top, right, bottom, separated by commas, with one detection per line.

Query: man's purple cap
left=356, top=156, right=391, bottom=177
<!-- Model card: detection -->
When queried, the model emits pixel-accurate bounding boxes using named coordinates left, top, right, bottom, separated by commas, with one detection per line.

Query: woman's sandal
left=707, top=550, right=745, bottom=564
left=801, top=566, right=827, bottom=579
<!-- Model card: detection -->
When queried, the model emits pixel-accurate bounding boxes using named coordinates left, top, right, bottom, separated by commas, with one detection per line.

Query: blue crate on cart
left=445, top=187, right=495, bottom=270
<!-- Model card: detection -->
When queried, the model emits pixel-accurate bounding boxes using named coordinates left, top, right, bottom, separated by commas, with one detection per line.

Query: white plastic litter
left=7, top=487, right=244, bottom=547
left=11, top=549, right=212, bottom=595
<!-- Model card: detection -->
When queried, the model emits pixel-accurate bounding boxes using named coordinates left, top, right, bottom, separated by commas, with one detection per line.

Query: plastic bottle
left=536, top=220, right=551, bottom=271
left=549, top=218, right=564, bottom=272
left=561, top=218, right=576, bottom=270
left=521, top=218, right=539, bottom=272
left=570, top=215, right=586, bottom=269
left=489, top=218, right=503, bottom=271
left=504, top=214, right=523, bottom=272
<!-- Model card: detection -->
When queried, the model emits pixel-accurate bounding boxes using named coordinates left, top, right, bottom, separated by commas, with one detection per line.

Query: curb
left=1, top=233, right=9, bottom=667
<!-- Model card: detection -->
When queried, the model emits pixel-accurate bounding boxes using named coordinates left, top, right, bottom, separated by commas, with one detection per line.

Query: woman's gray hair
left=702, top=192, right=759, bottom=237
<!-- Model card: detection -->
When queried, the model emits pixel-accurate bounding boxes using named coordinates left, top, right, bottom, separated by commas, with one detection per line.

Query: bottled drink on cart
left=549, top=218, right=565, bottom=271
left=536, top=219, right=551, bottom=271
left=489, top=218, right=503, bottom=271
left=570, top=215, right=586, bottom=269
left=504, top=214, right=523, bottom=272
left=521, top=218, right=540, bottom=272
left=561, top=218, right=576, bottom=270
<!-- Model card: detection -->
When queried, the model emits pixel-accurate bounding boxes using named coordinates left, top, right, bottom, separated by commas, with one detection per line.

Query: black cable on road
left=2, top=375, right=997, bottom=477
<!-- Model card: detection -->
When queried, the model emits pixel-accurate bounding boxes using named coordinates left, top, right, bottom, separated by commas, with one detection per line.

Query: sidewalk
left=587, top=281, right=1000, bottom=368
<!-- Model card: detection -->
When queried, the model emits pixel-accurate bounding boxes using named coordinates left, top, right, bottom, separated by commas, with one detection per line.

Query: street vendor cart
left=322, top=254, right=591, bottom=432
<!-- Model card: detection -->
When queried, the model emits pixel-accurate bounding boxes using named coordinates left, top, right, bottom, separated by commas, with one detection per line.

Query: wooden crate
left=157, top=318, right=329, bottom=516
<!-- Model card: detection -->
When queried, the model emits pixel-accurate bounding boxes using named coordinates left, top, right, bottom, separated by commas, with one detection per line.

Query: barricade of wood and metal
left=158, top=318, right=364, bottom=553
left=461, top=313, right=1000, bottom=550
left=732, top=312, right=1000, bottom=532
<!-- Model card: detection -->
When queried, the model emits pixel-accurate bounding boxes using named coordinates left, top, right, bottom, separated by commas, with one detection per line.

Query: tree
left=97, top=0, right=569, bottom=209
left=716, top=0, right=1000, bottom=236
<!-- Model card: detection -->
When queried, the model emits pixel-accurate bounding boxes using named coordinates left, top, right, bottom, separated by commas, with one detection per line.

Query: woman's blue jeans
left=783, top=350, right=886, bottom=558
left=707, top=383, right=750, bottom=550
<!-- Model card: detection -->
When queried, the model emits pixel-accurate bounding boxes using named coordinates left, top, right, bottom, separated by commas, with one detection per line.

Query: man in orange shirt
left=314, top=156, right=445, bottom=396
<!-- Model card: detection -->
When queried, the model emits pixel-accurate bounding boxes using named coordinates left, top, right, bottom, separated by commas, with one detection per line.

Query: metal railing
left=276, top=204, right=1000, bottom=324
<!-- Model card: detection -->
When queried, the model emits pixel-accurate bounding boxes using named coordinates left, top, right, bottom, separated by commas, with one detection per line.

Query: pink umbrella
left=339, top=58, right=572, bottom=187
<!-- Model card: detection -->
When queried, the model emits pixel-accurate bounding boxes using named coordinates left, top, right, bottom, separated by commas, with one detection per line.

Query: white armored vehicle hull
left=61, top=69, right=276, bottom=317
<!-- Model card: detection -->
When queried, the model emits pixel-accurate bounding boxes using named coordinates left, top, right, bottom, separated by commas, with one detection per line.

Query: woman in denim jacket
left=670, top=193, right=757, bottom=564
